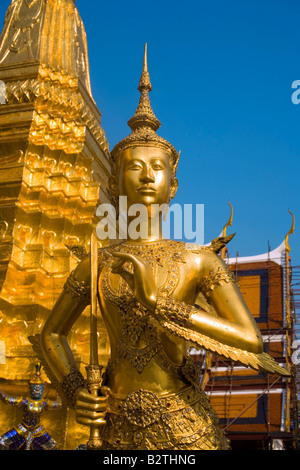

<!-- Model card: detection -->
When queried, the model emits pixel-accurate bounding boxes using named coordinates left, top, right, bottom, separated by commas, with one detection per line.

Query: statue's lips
left=137, top=187, right=156, bottom=194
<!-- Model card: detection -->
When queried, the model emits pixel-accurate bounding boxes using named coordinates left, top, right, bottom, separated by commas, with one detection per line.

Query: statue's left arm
left=153, top=251, right=289, bottom=375
left=111, top=250, right=289, bottom=376
left=160, top=250, right=263, bottom=354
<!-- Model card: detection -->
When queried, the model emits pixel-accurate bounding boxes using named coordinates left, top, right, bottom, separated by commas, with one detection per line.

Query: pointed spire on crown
left=111, top=44, right=180, bottom=177
left=138, top=42, right=152, bottom=92
left=127, top=43, right=161, bottom=132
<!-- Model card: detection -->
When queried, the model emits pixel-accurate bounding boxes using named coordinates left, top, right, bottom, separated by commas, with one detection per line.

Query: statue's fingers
left=77, top=389, right=107, bottom=407
left=75, top=403, right=107, bottom=415
left=111, top=257, right=127, bottom=273
left=100, top=386, right=111, bottom=397
left=118, top=270, right=135, bottom=290
left=75, top=411, right=106, bottom=426
left=112, top=251, right=143, bottom=267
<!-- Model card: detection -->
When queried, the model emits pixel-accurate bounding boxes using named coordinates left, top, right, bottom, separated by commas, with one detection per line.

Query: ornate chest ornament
left=100, top=240, right=187, bottom=376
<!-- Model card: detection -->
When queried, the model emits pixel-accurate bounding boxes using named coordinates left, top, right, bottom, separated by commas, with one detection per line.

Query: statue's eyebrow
left=127, top=158, right=143, bottom=164
left=125, top=159, right=144, bottom=168
left=150, top=157, right=166, bottom=166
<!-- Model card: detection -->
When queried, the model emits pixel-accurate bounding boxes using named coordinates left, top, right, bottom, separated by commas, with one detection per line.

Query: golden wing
left=154, top=317, right=290, bottom=377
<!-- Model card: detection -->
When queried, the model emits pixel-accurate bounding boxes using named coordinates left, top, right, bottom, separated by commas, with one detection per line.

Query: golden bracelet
left=199, top=267, right=238, bottom=297
left=63, top=271, right=91, bottom=306
left=61, top=368, right=86, bottom=409
left=154, top=295, right=193, bottom=328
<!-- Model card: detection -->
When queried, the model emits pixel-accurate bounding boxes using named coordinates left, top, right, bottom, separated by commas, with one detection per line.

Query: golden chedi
left=0, top=0, right=110, bottom=449
left=37, top=44, right=289, bottom=450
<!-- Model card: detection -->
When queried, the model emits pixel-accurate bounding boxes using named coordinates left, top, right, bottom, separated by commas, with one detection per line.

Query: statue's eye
left=128, top=163, right=142, bottom=171
left=152, top=161, right=164, bottom=170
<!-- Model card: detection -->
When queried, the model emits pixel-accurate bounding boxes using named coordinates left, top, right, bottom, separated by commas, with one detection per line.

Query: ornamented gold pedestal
left=0, top=0, right=111, bottom=449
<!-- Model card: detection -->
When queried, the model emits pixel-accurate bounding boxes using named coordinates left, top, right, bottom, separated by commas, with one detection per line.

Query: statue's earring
left=163, top=177, right=178, bottom=221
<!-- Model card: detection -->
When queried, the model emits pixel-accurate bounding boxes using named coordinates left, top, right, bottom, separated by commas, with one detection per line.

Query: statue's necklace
left=101, top=239, right=186, bottom=303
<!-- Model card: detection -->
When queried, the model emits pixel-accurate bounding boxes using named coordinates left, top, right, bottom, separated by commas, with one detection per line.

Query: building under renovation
left=199, top=210, right=300, bottom=450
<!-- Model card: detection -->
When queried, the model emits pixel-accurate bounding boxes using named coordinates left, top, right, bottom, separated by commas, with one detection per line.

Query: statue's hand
left=75, top=388, right=109, bottom=427
left=110, top=251, right=157, bottom=312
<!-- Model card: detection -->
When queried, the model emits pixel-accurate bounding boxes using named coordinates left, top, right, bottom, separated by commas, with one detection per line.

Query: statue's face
left=116, top=146, right=177, bottom=209
left=30, top=384, right=44, bottom=400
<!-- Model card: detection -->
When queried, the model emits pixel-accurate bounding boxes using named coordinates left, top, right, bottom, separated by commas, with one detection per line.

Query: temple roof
left=226, top=239, right=286, bottom=266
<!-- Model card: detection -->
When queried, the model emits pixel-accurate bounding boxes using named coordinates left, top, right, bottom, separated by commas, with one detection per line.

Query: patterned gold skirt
left=100, top=385, right=230, bottom=450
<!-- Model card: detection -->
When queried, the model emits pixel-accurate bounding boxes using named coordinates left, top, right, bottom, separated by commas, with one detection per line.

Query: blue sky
left=0, top=0, right=299, bottom=268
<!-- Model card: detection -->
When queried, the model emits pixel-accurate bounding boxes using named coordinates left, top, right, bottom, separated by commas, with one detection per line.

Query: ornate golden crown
left=110, top=44, right=180, bottom=177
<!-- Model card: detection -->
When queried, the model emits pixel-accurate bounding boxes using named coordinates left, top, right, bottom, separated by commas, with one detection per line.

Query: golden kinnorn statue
left=30, top=45, right=289, bottom=451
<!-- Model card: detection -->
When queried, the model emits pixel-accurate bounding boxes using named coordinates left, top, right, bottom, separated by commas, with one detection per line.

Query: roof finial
left=285, top=210, right=295, bottom=253
left=222, top=201, right=233, bottom=238
left=220, top=202, right=234, bottom=259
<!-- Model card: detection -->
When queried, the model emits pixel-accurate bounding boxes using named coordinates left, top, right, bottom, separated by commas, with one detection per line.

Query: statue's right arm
left=40, top=255, right=91, bottom=407
left=40, top=254, right=109, bottom=423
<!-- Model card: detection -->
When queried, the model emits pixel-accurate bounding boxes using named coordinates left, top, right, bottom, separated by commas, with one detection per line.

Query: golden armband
left=199, top=267, right=239, bottom=297
left=0, top=390, right=20, bottom=406
left=63, top=271, right=91, bottom=306
left=61, top=368, right=86, bottom=409
left=154, top=295, right=193, bottom=327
